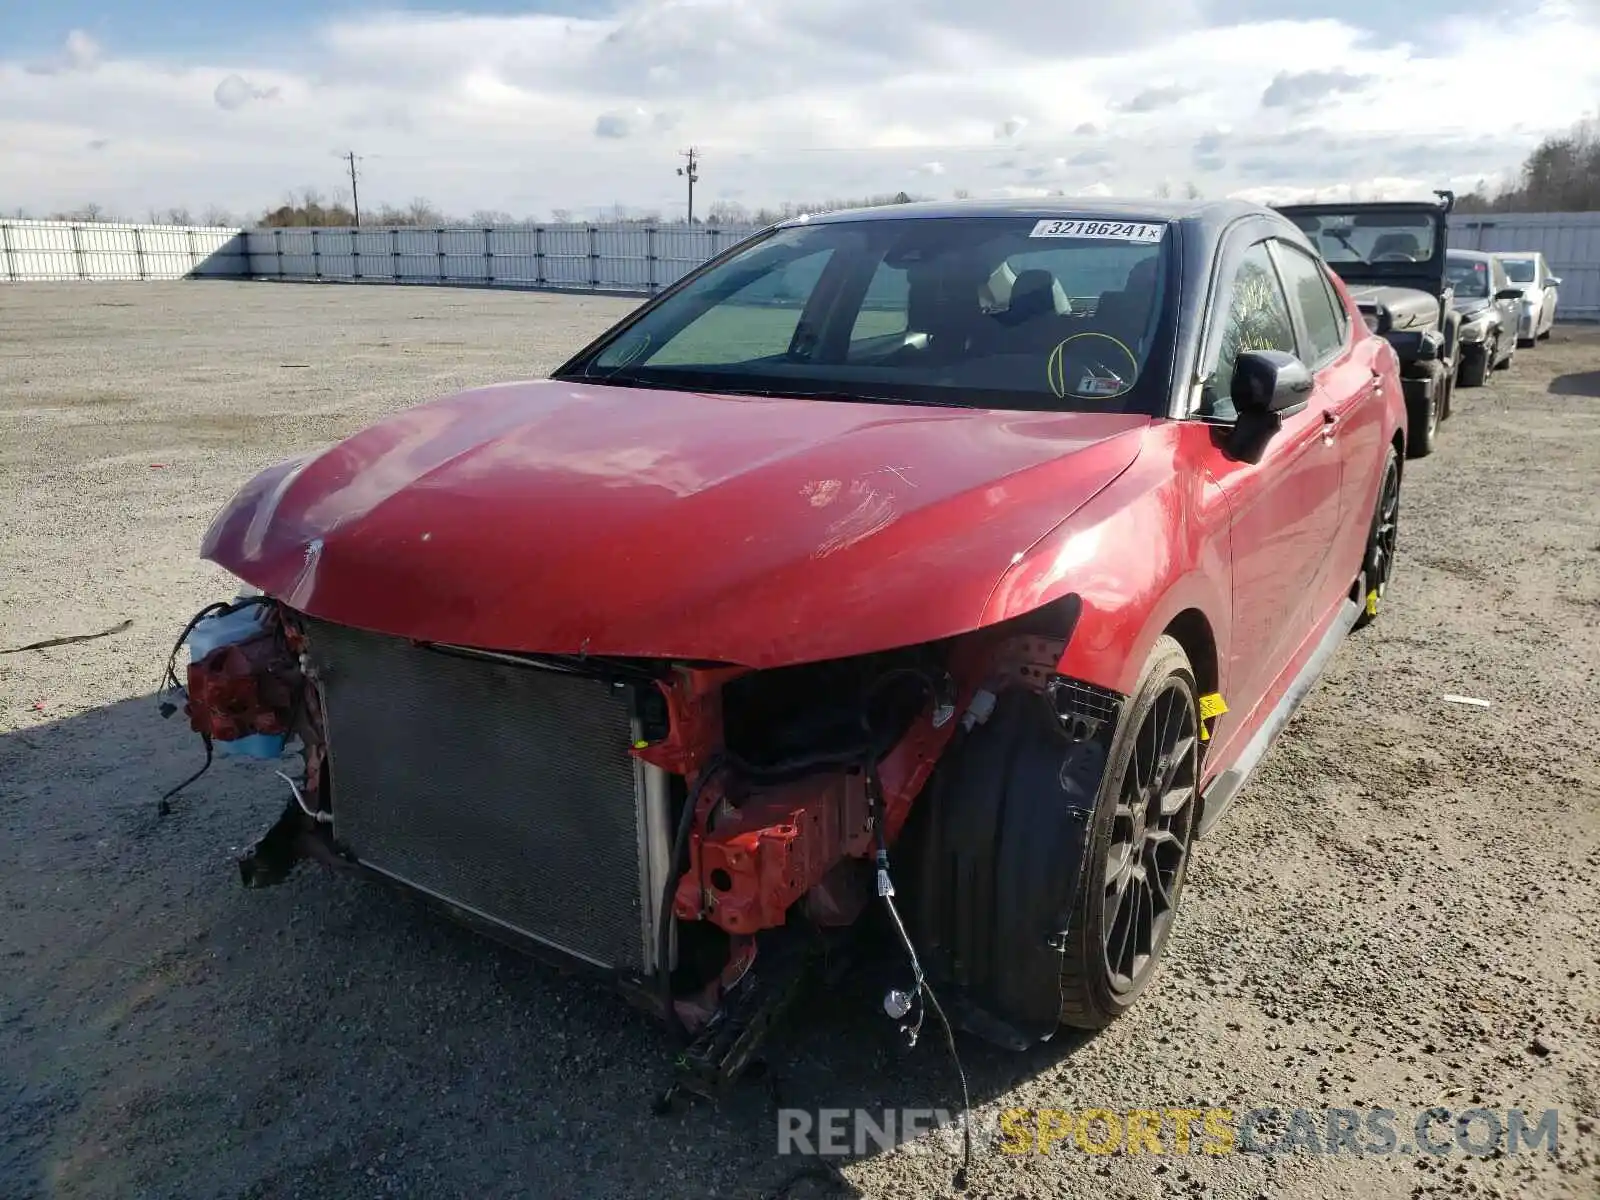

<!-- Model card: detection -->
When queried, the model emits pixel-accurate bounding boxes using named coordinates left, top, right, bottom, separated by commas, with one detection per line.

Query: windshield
left=557, top=215, right=1175, bottom=413
left=1500, top=257, right=1536, bottom=284
left=1284, top=211, right=1437, bottom=265
left=1446, top=257, right=1490, bottom=299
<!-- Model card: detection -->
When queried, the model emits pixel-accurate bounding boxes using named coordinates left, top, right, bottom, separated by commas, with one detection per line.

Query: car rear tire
left=1352, top=444, right=1401, bottom=632
left=900, top=636, right=1200, bottom=1039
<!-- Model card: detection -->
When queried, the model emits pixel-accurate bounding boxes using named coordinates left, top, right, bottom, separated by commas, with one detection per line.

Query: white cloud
left=1260, top=68, right=1371, bottom=112
left=25, top=30, right=101, bottom=76
left=214, top=74, right=280, bottom=111
left=0, top=3, right=1595, bottom=220
left=594, top=106, right=651, bottom=138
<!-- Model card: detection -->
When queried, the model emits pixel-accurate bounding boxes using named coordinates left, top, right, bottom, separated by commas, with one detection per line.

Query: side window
left=1275, top=243, right=1347, bottom=365
left=849, top=261, right=909, bottom=350
left=638, top=248, right=834, bottom=367
left=1203, top=242, right=1296, bottom=420
left=1320, top=263, right=1349, bottom=343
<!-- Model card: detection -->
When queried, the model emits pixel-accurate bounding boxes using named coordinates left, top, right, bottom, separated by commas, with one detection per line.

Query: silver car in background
left=1495, top=251, right=1561, bottom=345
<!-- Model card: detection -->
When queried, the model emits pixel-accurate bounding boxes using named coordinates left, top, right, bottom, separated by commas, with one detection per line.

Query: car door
left=1191, top=236, right=1345, bottom=734
left=1538, top=255, right=1557, bottom=333
left=1269, top=238, right=1383, bottom=587
left=1492, top=258, right=1520, bottom=345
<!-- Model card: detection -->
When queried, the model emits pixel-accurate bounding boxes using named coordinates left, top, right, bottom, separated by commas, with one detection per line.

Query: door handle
left=1321, top=410, right=1340, bottom=442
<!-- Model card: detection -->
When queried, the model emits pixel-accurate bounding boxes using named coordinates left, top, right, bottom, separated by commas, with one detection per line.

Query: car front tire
left=900, top=636, right=1200, bottom=1040
left=1056, top=635, right=1199, bottom=1029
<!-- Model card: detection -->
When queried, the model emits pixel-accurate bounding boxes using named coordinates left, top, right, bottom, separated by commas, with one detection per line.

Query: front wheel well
left=1162, top=608, right=1218, bottom=704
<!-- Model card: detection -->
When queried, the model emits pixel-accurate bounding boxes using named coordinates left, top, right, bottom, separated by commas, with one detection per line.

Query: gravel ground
left=2, top=281, right=1597, bottom=1200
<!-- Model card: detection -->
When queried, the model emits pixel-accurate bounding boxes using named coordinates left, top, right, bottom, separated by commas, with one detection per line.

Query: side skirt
left=1195, top=592, right=1364, bottom=839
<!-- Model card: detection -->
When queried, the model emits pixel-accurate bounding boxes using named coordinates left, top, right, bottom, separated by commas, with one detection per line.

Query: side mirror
left=1232, top=349, right=1313, bottom=418
left=1549, top=276, right=1562, bottom=287
left=1494, top=287, right=1524, bottom=301
left=1223, top=350, right=1313, bottom=464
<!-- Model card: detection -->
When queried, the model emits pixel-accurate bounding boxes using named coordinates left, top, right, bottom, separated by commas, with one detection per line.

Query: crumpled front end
left=160, top=586, right=1077, bottom=1057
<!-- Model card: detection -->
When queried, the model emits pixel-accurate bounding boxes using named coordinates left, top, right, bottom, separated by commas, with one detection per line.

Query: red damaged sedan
left=171, top=199, right=1406, bottom=1091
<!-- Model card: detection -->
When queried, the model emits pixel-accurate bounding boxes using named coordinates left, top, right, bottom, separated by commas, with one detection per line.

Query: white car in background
left=1495, top=251, right=1561, bottom=345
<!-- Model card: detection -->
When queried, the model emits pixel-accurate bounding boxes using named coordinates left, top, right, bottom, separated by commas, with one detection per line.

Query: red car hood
left=202, top=379, right=1147, bottom=667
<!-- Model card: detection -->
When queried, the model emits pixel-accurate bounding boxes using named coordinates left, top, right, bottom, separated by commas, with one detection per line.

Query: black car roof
left=1273, top=200, right=1449, bottom=216
left=783, top=196, right=1280, bottom=242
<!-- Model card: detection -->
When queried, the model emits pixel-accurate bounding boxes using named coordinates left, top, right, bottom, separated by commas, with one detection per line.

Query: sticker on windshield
left=1047, top=332, right=1139, bottom=401
left=1030, top=219, right=1165, bottom=243
left=1077, top=373, right=1126, bottom=397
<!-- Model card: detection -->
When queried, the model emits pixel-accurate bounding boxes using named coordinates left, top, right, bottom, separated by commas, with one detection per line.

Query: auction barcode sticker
left=1030, top=219, right=1166, bottom=243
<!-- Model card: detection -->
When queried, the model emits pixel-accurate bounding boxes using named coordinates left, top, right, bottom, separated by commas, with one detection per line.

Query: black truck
left=1275, top=192, right=1459, bottom=458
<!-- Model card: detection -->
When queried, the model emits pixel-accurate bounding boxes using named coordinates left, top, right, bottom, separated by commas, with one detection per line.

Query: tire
left=1457, top=343, right=1488, bottom=389
left=1352, top=444, right=1401, bottom=632
left=900, top=637, right=1200, bottom=1038
left=1056, top=636, right=1199, bottom=1029
left=1496, top=336, right=1515, bottom=369
left=1405, top=363, right=1441, bottom=459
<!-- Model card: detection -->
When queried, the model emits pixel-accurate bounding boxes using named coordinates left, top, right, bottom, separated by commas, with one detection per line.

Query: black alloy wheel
left=1355, top=445, right=1400, bottom=630
left=1102, top=678, right=1197, bottom=996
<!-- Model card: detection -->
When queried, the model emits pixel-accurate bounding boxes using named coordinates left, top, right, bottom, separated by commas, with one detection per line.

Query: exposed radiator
left=301, top=618, right=658, bottom=972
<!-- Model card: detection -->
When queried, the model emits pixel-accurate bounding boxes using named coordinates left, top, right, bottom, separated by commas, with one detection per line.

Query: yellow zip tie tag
left=1366, top=589, right=1380, bottom=617
left=1197, top=692, right=1228, bottom=742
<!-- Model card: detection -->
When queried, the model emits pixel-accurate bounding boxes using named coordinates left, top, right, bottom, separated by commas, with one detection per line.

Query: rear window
left=1447, top=258, right=1490, bottom=299
left=560, top=215, right=1177, bottom=413
left=1500, top=257, right=1537, bottom=284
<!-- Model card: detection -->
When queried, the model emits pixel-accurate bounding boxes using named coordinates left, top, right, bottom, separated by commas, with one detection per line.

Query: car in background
left=168, top=199, right=1409, bottom=1090
left=1276, top=194, right=1458, bottom=457
left=1447, top=249, right=1524, bottom=387
left=1496, top=251, right=1561, bottom=345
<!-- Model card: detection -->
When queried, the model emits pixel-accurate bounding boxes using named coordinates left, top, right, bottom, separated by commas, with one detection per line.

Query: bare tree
left=405, top=197, right=444, bottom=226
left=1457, top=116, right=1600, bottom=213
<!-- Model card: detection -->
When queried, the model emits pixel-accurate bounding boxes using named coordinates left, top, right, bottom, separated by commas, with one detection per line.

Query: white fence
left=0, top=219, right=246, bottom=281
left=240, top=224, right=762, bottom=294
left=4, top=212, right=1598, bottom=315
left=1447, top=212, right=1600, bottom=319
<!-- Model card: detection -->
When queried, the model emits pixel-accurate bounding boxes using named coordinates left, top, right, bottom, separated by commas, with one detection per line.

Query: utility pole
left=345, top=150, right=362, bottom=226
left=676, top=147, right=699, bottom=224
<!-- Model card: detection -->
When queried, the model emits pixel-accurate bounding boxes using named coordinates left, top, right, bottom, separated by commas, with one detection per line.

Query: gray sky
left=3, top=0, right=1597, bottom=220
